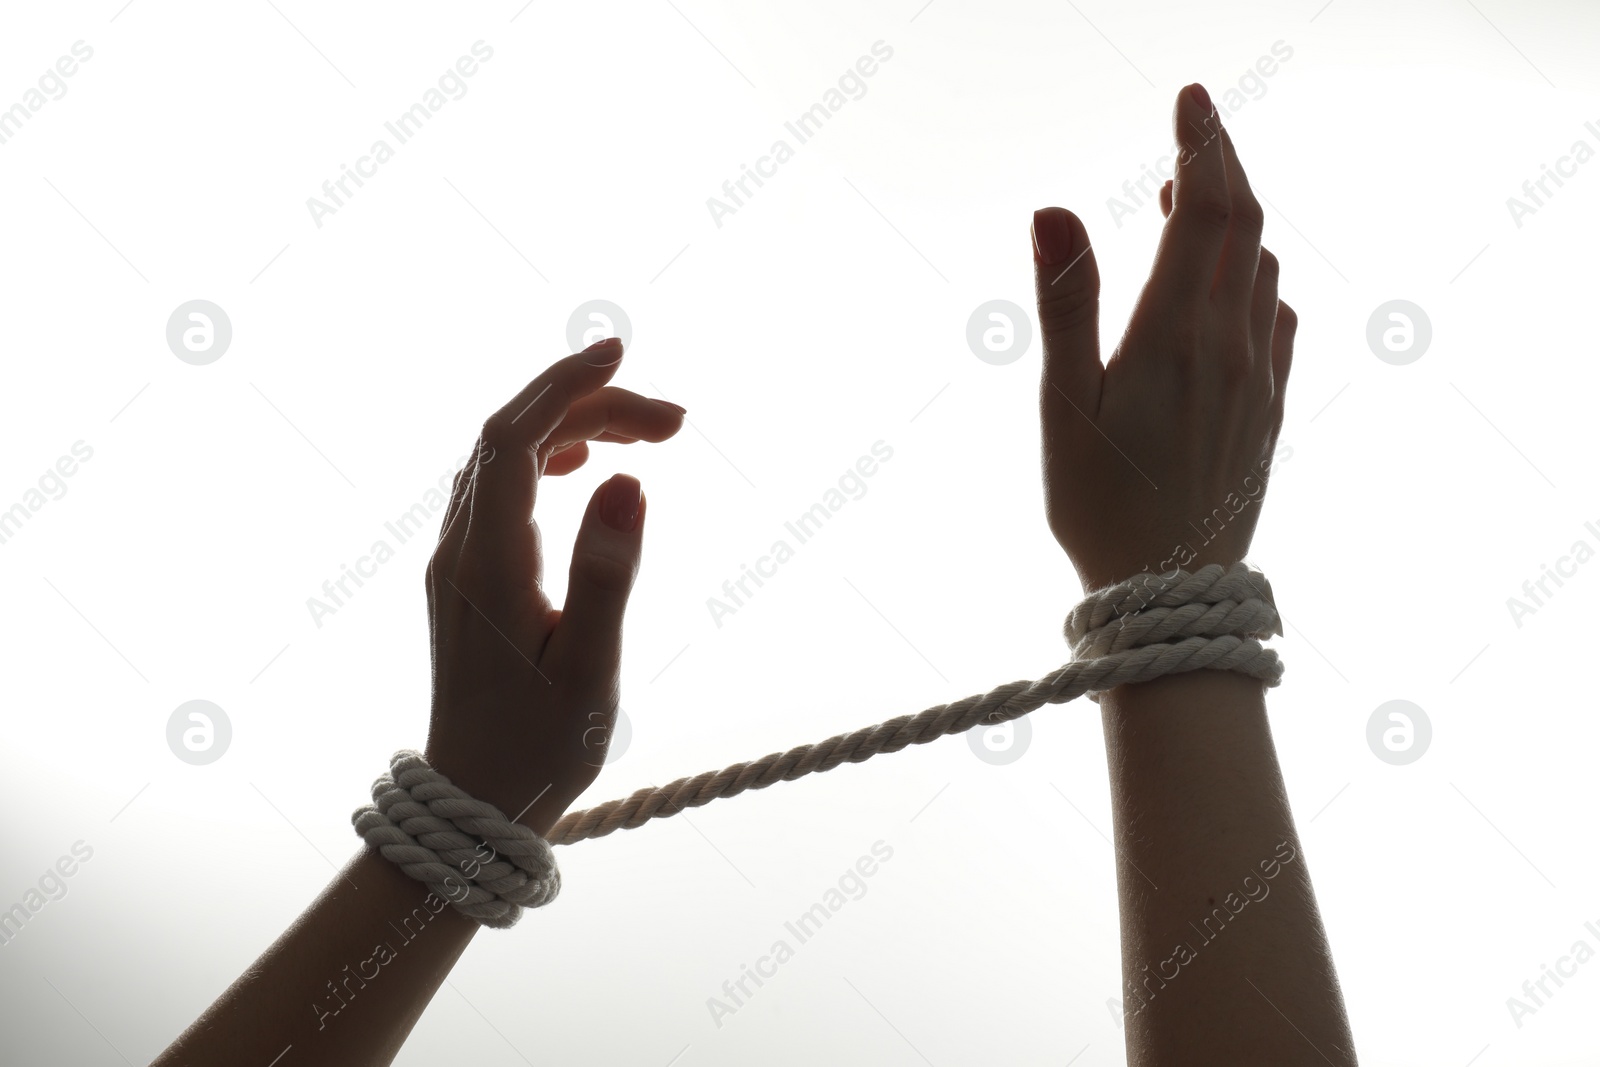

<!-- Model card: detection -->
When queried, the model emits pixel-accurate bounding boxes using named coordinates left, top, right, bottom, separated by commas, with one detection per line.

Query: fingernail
left=652, top=398, right=687, bottom=414
left=583, top=337, right=623, bottom=365
left=600, top=474, right=641, bottom=532
left=1032, top=207, right=1073, bottom=266
left=1189, top=82, right=1211, bottom=112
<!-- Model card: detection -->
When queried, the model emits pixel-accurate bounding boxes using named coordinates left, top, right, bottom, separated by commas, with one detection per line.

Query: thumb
left=548, top=473, right=644, bottom=690
left=1032, top=207, right=1103, bottom=415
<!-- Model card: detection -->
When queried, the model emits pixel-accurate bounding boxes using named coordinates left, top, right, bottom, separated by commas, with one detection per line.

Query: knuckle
left=1179, top=193, right=1232, bottom=233
left=425, top=543, right=461, bottom=588
left=1235, top=195, right=1265, bottom=234
left=480, top=412, right=514, bottom=450
left=573, top=549, right=636, bottom=594
left=1036, top=276, right=1099, bottom=334
left=1276, top=302, right=1298, bottom=339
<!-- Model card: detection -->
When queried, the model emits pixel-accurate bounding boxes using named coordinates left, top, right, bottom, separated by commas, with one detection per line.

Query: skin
left=153, top=80, right=1351, bottom=1067
left=1032, top=84, right=1355, bottom=1063
left=151, top=337, right=685, bottom=1067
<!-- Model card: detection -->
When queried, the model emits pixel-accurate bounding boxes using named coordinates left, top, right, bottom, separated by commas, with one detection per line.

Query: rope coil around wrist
left=352, top=750, right=559, bottom=929
left=357, top=561, right=1281, bottom=926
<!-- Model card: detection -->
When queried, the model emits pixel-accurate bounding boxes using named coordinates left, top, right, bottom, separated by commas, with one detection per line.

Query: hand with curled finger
left=422, top=336, right=687, bottom=837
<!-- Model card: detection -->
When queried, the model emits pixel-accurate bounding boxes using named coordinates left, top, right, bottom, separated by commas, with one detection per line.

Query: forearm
left=1099, top=668, right=1354, bottom=1065
left=152, top=844, right=479, bottom=1067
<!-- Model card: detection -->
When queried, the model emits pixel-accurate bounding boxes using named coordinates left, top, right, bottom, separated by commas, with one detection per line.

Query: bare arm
left=1101, top=672, right=1352, bottom=1063
left=152, top=339, right=684, bottom=1066
left=150, top=846, right=481, bottom=1067
left=1031, top=82, right=1354, bottom=1063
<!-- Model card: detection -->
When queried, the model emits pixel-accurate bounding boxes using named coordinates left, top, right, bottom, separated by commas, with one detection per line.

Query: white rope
left=549, top=562, right=1282, bottom=845
left=352, top=750, right=560, bottom=928
left=357, top=562, right=1282, bottom=924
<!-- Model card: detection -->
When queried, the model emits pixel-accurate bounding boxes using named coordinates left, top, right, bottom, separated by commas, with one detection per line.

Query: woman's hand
left=422, top=337, right=685, bottom=835
left=1032, top=82, right=1295, bottom=592
left=154, top=338, right=687, bottom=1067
left=1037, top=89, right=1355, bottom=1065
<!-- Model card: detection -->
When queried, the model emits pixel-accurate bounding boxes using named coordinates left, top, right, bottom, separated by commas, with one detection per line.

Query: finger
left=543, top=388, right=686, bottom=453
left=438, top=452, right=475, bottom=541
left=1216, top=126, right=1266, bottom=313
left=1033, top=206, right=1103, bottom=413
left=428, top=453, right=479, bottom=623
left=434, top=439, right=491, bottom=556
left=1159, top=178, right=1173, bottom=218
left=1149, top=83, right=1230, bottom=304
left=1251, top=248, right=1280, bottom=372
left=473, top=337, right=627, bottom=546
left=545, top=441, right=591, bottom=477
left=486, top=337, right=627, bottom=451
left=1269, top=300, right=1297, bottom=424
left=543, top=474, right=645, bottom=691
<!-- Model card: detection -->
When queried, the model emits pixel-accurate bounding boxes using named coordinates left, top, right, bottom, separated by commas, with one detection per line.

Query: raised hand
left=1032, top=86, right=1355, bottom=1065
left=423, top=337, right=686, bottom=834
left=1032, top=82, right=1294, bottom=592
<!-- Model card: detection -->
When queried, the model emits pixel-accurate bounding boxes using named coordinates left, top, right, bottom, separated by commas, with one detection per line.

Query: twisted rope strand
left=355, top=562, right=1283, bottom=923
left=353, top=751, right=561, bottom=928
left=548, top=562, right=1281, bottom=847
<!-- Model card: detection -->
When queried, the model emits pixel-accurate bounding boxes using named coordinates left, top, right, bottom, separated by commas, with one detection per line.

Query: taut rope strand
left=547, top=562, right=1281, bottom=847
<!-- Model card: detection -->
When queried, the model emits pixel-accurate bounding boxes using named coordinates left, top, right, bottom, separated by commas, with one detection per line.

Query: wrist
left=1100, top=665, right=1268, bottom=713
left=1071, top=548, right=1252, bottom=595
left=421, top=747, right=576, bottom=838
left=354, top=841, right=481, bottom=940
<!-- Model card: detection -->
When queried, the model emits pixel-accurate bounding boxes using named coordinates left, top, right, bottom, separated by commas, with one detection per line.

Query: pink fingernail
left=582, top=337, right=624, bottom=365
left=1032, top=207, right=1074, bottom=266
left=600, top=474, right=641, bottom=532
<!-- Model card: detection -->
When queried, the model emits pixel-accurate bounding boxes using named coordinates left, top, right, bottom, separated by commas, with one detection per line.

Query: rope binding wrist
left=355, top=561, right=1282, bottom=926
left=352, top=750, right=560, bottom=929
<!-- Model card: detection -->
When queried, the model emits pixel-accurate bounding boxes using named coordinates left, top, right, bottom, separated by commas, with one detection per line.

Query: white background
left=1, top=1, right=1597, bottom=1064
